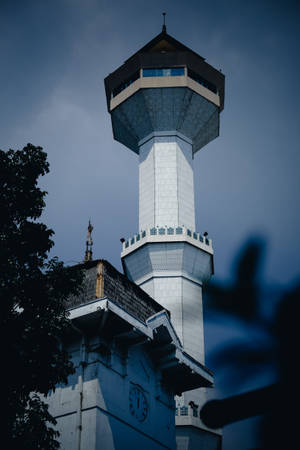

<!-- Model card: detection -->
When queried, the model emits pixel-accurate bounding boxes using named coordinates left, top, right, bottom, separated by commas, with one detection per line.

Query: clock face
left=129, top=385, right=148, bottom=422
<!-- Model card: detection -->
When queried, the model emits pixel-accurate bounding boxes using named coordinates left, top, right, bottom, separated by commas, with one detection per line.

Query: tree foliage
left=1, top=144, right=83, bottom=449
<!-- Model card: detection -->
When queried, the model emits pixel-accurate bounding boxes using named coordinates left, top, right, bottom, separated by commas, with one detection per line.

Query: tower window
left=112, top=70, right=140, bottom=97
left=150, top=227, right=157, bottom=235
left=180, top=406, right=188, bottom=416
left=187, top=229, right=192, bottom=237
left=188, top=68, right=217, bottom=94
left=142, top=230, right=146, bottom=238
left=159, top=227, right=166, bottom=235
left=176, top=227, right=183, bottom=234
left=167, top=227, right=174, bottom=235
left=143, top=67, right=185, bottom=77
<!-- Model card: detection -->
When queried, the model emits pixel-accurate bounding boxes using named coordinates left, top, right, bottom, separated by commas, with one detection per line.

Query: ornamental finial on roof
left=162, top=12, right=166, bottom=33
left=84, top=219, right=93, bottom=262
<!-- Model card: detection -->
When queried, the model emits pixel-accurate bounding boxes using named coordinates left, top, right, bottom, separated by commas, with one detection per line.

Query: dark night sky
left=1, top=1, right=300, bottom=448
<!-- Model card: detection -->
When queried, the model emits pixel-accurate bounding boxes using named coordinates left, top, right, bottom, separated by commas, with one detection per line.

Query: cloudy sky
left=1, top=0, right=300, bottom=448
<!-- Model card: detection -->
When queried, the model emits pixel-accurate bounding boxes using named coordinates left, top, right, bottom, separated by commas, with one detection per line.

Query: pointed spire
left=84, top=219, right=94, bottom=262
left=162, top=12, right=166, bottom=33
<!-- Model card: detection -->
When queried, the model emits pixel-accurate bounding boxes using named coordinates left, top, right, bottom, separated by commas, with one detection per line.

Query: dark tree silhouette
left=201, top=239, right=300, bottom=449
left=1, top=144, right=83, bottom=449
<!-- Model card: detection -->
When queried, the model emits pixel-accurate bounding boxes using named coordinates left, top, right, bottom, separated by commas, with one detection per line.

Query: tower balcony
left=121, top=225, right=213, bottom=287
left=121, top=225, right=212, bottom=257
left=110, top=67, right=220, bottom=113
left=121, top=225, right=214, bottom=362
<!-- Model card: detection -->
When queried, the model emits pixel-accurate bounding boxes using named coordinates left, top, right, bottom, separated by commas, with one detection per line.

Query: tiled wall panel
left=139, top=135, right=195, bottom=231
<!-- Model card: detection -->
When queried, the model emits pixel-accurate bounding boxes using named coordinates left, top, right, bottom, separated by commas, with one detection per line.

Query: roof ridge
left=125, top=31, right=205, bottom=63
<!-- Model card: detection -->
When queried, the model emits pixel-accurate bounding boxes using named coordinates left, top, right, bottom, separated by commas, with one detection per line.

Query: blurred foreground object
left=201, top=239, right=300, bottom=449
left=201, top=384, right=276, bottom=428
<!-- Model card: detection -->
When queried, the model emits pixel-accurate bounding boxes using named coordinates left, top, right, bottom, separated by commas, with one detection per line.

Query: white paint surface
left=139, top=134, right=195, bottom=231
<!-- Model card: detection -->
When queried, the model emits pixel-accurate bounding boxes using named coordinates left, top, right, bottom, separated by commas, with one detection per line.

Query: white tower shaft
left=140, top=271, right=205, bottom=363
left=139, top=133, right=196, bottom=231
left=122, top=132, right=213, bottom=364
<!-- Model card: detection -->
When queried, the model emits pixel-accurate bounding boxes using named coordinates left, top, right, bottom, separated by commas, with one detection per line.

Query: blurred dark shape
left=201, top=238, right=300, bottom=449
left=201, top=385, right=276, bottom=428
left=205, top=238, right=265, bottom=321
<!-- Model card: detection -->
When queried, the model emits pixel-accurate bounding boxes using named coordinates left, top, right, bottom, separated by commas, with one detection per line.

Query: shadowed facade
left=46, top=260, right=213, bottom=449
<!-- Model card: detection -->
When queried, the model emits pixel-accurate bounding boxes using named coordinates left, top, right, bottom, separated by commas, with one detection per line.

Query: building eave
left=68, top=298, right=213, bottom=392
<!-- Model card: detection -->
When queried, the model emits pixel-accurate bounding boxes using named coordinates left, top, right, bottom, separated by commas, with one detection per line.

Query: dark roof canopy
left=125, top=30, right=205, bottom=63
left=104, top=30, right=225, bottom=111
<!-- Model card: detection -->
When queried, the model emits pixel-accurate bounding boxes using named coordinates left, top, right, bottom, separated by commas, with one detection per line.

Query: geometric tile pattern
left=139, top=135, right=195, bottom=230
left=111, top=87, right=219, bottom=154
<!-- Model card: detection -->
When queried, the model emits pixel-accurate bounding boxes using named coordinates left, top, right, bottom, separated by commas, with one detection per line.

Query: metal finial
left=87, top=219, right=93, bottom=234
left=162, top=12, right=166, bottom=33
left=84, top=219, right=94, bottom=262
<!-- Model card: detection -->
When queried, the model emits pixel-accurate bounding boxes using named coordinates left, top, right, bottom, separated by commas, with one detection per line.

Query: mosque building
left=46, top=21, right=224, bottom=450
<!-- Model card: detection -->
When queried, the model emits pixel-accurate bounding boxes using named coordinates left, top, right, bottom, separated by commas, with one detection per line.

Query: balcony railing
left=122, top=225, right=212, bottom=252
left=175, top=405, right=199, bottom=418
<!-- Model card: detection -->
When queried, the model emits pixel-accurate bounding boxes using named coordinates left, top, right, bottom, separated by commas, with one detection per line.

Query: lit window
left=143, top=67, right=185, bottom=77
left=171, top=67, right=185, bottom=76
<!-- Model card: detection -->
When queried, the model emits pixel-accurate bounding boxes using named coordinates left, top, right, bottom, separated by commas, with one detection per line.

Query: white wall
left=46, top=335, right=176, bottom=450
left=139, top=134, right=195, bottom=231
left=141, top=276, right=204, bottom=363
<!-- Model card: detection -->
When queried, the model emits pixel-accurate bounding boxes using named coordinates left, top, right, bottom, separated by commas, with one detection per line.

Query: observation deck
left=104, top=30, right=224, bottom=154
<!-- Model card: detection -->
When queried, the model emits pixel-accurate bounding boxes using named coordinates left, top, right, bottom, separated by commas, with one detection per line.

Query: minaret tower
left=105, top=22, right=224, bottom=448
